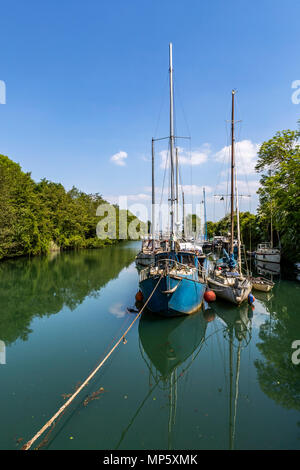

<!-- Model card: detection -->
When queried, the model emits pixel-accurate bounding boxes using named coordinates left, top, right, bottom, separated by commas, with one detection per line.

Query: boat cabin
left=155, top=251, right=201, bottom=270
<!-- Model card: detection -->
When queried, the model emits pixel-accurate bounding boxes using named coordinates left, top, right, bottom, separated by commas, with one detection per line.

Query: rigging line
left=173, top=74, right=192, bottom=223
left=226, top=119, right=231, bottom=216
left=156, top=325, right=226, bottom=392
left=213, top=191, right=215, bottom=223
left=114, top=378, right=160, bottom=450
left=173, top=74, right=191, bottom=139
left=213, top=117, right=229, bottom=221
left=233, top=96, right=252, bottom=214
left=153, top=72, right=169, bottom=139
left=188, top=137, right=194, bottom=215
left=159, top=142, right=170, bottom=208
left=22, top=274, right=164, bottom=451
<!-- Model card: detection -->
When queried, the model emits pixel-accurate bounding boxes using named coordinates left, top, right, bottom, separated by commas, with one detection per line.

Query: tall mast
left=230, top=90, right=236, bottom=254
left=182, top=191, right=185, bottom=239
left=203, top=187, right=207, bottom=241
left=270, top=201, right=273, bottom=248
left=269, top=170, right=273, bottom=248
left=169, top=43, right=175, bottom=239
left=175, top=147, right=179, bottom=234
left=235, top=168, right=242, bottom=273
left=151, top=138, right=155, bottom=240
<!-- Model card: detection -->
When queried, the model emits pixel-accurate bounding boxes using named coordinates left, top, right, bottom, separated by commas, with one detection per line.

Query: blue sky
left=0, top=0, right=299, bottom=222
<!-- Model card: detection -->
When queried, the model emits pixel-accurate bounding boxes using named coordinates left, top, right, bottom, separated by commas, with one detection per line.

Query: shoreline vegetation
left=0, top=154, right=145, bottom=261
left=0, top=122, right=299, bottom=264
left=207, top=122, right=300, bottom=264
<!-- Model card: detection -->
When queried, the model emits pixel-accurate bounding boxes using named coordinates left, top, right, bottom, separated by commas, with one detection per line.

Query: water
left=0, top=242, right=300, bottom=450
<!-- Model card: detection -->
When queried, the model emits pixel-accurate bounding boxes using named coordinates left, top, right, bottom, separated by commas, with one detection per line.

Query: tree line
left=0, top=154, right=144, bottom=260
left=206, top=120, right=300, bottom=262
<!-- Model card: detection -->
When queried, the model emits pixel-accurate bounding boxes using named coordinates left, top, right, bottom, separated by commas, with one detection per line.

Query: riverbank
left=0, top=154, right=144, bottom=262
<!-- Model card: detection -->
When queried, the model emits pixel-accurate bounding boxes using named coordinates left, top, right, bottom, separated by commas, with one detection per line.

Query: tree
left=255, top=126, right=300, bottom=261
left=184, top=214, right=201, bottom=238
left=0, top=155, right=143, bottom=260
left=206, top=212, right=263, bottom=250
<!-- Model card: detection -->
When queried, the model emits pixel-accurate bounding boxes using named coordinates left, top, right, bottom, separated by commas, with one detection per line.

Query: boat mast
left=230, top=90, right=236, bottom=254
left=169, top=43, right=175, bottom=241
left=182, top=191, right=185, bottom=239
left=203, top=187, right=207, bottom=242
left=270, top=202, right=273, bottom=248
left=269, top=170, right=273, bottom=248
left=235, top=169, right=242, bottom=273
left=151, top=138, right=155, bottom=240
left=175, top=147, right=179, bottom=236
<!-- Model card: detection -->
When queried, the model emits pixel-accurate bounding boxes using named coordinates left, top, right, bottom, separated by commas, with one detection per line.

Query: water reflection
left=255, top=260, right=280, bottom=276
left=139, top=312, right=209, bottom=449
left=254, top=280, right=300, bottom=413
left=114, top=312, right=207, bottom=450
left=139, top=311, right=207, bottom=379
left=116, top=305, right=254, bottom=450
left=0, top=340, right=5, bottom=365
left=0, top=243, right=137, bottom=345
left=217, top=305, right=252, bottom=449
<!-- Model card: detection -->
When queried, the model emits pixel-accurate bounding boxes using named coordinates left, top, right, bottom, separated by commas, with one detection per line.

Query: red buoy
left=135, top=291, right=143, bottom=302
left=204, top=290, right=216, bottom=302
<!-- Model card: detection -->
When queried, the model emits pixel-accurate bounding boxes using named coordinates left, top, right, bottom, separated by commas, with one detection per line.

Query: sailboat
left=208, top=90, right=252, bottom=305
left=138, top=43, right=207, bottom=317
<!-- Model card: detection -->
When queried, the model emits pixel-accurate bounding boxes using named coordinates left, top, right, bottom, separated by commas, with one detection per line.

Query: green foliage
left=0, top=155, right=141, bottom=260
left=206, top=212, right=264, bottom=249
left=256, top=126, right=300, bottom=261
left=206, top=221, right=215, bottom=240
left=185, top=213, right=201, bottom=237
left=206, top=122, right=300, bottom=260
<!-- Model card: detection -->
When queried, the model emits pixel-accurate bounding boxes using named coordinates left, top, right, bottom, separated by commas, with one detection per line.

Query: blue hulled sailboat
left=140, top=250, right=207, bottom=317
left=139, top=43, right=207, bottom=317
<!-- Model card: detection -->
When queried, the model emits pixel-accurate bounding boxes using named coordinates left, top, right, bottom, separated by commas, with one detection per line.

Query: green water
left=0, top=242, right=300, bottom=450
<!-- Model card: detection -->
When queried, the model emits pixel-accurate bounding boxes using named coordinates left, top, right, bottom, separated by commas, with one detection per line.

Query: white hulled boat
left=208, top=90, right=252, bottom=305
left=255, top=242, right=281, bottom=263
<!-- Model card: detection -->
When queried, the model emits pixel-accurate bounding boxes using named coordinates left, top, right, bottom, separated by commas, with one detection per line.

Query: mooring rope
left=22, top=274, right=163, bottom=451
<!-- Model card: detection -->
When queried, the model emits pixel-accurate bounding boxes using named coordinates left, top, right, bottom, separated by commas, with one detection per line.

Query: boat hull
left=255, top=252, right=280, bottom=263
left=208, top=278, right=252, bottom=305
left=252, top=283, right=273, bottom=292
left=140, top=274, right=206, bottom=317
left=135, top=252, right=155, bottom=267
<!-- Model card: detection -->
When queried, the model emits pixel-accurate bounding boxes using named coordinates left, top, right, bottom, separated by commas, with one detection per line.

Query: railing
left=139, top=258, right=208, bottom=282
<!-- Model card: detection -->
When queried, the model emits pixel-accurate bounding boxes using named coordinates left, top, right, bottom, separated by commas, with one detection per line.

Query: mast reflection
left=217, top=305, right=253, bottom=449
left=115, top=311, right=207, bottom=450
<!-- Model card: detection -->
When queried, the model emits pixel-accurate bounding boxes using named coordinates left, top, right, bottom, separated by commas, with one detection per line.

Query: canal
left=0, top=241, right=299, bottom=450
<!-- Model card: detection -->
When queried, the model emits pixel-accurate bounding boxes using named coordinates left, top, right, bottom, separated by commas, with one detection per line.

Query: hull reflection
left=138, top=310, right=207, bottom=378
